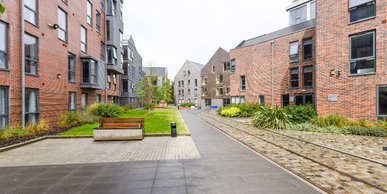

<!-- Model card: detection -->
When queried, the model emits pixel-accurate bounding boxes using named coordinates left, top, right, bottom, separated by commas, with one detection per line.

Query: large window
left=96, top=11, right=101, bottom=33
left=230, top=59, right=236, bottom=73
left=100, top=42, right=105, bottom=61
left=290, top=68, right=299, bottom=88
left=349, top=0, right=376, bottom=23
left=303, top=38, right=313, bottom=60
left=350, top=31, right=375, bottom=75
left=303, top=66, right=313, bottom=87
left=231, top=96, right=245, bottom=104
left=290, top=41, right=299, bottom=62
left=295, top=94, right=314, bottom=106
left=82, top=59, right=98, bottom=84
left=289, top=5, right=307, bottom=25
left=107, top=45, right=118, bottom=65
left=0, top=87, right=8, bottom=129
left=68, top=54, right=76, bottom=83
left=81, top=93, right=88, bottom=110
left=122, top=80, right=128, bottom=93
left=68, top=92, right=76, bottom=111
left=87, top=1, right=92, bottom=26
left=106, top=20, right=110, bottom=41
left=24, top=0, right=37, bottom=25
left=81, top=26, right=87, bottom=53
left=107, top=0, right=114, bottom=15
left=282, top=95, right=290, bottom=107
left=377, top=86, right=387, bottom=117
left=259, top=95, right=265, bottom=105
left=58, top=8, right=67, bottom=41
left=0, top=22, right=8, bottom=70
left=96, top=94, right=101, bottom=103
left=25, top=89, right=39, bottom=125
left=24, top=33, right=38, bottom=75
left=240, top=76, right=246, bottom=91
left=224, top=61, right=231, bottom=71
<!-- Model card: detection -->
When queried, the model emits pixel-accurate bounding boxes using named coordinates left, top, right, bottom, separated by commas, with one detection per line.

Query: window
left=119, top=2, right=123, bottom=19
left=231, top=96, right=245, bottom=104
left=212, top=66, right=215, bottom=73
left=82, top=59, right=98, bottom=84
left=106, top=20, right=110, bottom=41
left=225, top=87, right=230, bottom=96
left=120, top=31, right=123, bottom=48
left=87, top=1, right=92, bottom=26
left=303, top=38, right=313, bottom=60
left=310, top=1, right=316, bottom=19
left=96, top=94, right=101, bottom=103
left=24, top=0, right=37, bottom=25
left=81, top=93, right=88, bottom=110
left=58, top=8, right=67, bottom=41
left=202, top=87, right=208, bottom=96
left=100, top=42, right=105, bottom=61
left=188, top=80, right=191, bottom=86
left=188, top=89, right=191, bottom=96
left=62, top=0, right=68, bottom=4
left=349, top=0, right=375, bottom=23
left=303, top=66, right=313, bottom=87
left=194, top=88, right=198, bottom=97
left=223, top=98, right=231, bottom=107
left=107, top=45, right=117, bottom=65
left=224, top=61, right=231, bottom=71
left=290, top=68, right=299, bottom=88
left=123, top=80, right=128, bottom=93
left=68, top=54, right=76, bottom=83
left=81, top=26, right=87, bottom=53
left=68, top=92, right=76, bottom=111
left=132, top=66, right=135, bottom=77
left=216, top=75, right=223, bottom=84
left=350, top=31, right=375, bottom=75
left=107, top=0, right=113, bottom=15
left=216, top=87, right=224, bottom=96
left=25, top=89, right=39, bottom=125
left=0, top=22, right=8, bottom=70
left=205, top=99, right=211, bottom=107
left=100, top=0, right=105, bottom=10
left=295, top=94, right=314, bottom=106
left=24, top=33, right=38, bottom=75
left=187, top=70, right=191, bottom=77
left=289, top=5, right=307, bottom=25
left=290, top=41, right=299, bottom=62
left=282, top=95, right=290, bottom=107
left=0, top=87, right=8, bottom=129
left=259, top=95, right=265, bottom=105
left=195, top=79, right=198, bottom=87
left=230, top=59, right=236, bottom=73
left=96, top=11, right=101, bottom=33
left=240, top=76, right=246, bottom=91
left=377, top=86, right=387, bottom=117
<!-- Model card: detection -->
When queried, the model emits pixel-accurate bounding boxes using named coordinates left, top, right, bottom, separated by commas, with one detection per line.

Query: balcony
left=107, top=64, right=124, bottom=74
left=80, top=55, right=104, bottom=90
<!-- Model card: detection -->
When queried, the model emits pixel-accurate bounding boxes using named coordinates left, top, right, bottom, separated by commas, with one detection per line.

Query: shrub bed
left=179, top=103, right=195, bottom=107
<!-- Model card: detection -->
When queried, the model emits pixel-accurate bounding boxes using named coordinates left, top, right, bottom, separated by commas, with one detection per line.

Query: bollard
left=171, top=122, right=177, bottom=137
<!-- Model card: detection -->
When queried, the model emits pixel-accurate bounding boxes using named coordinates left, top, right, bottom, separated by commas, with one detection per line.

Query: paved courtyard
left=0, top=110, right=321, bottom=194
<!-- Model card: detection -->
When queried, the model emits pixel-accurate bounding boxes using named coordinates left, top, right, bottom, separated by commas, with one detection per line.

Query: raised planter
left=93, top=118, right=145, bottom=141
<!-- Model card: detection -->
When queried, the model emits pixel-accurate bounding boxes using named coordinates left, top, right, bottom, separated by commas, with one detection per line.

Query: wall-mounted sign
left=289, top=96, right=294, bottom=102
left=328, top=94, right=338, bottom=102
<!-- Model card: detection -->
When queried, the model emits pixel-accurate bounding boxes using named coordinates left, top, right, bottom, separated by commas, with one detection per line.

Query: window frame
left=0, top=87, right=9, bottom=129
left=290, top=67, right=299, bottom=88
left=349, top=0, right=376, bottom=24
left=349, top=30, right=376, bottom=76
left=96, top=10, right=101, bottom=34
left=81, top=59, right=98, bottom=85
left=24, top=32, right=39, bottom=76
left=303, top=66, right=313, bottom=88
left=377, top=86, right=387, bottom=117
left=303, top=38, right=313, bottom=60
left=87, top=1, right=93, bottom=27
left=282, top=94, right=290, bottom=107
left=0, top=21, right=8, bottom=70
left=24, top=0, right=38, bottom=26
left=230, top=59, right=236, bottom=73
left=68, top=92, right=76, bottom=111
left=81, top=93, right=88, bottom=110
left=68, top=53, right=76, bottom=83
left=294, top=94, right=315, bottom=106
left=81, top=26, right=87, bottom=53
left=289, top=41, right=299, bottom=63
left=240, top=75, right=246, bottom=91
left=25, top=88, right=39, bottom=125
left=57, top=7, right=68, bottom=42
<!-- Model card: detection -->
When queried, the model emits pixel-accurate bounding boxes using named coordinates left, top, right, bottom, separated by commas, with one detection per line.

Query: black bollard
left=171, top=122, right=177, bottom=137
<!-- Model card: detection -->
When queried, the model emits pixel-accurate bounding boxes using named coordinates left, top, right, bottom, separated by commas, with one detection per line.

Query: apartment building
left=174, top=60, right=204, bottom=106
left=120, top=35, right=144, bottom=108
left=143, top=67, right=168, bottom=86
left=0, top=0, right=123, bottom=129
left=230, top=0, right=316, bottom=107
left=201, top=48, right=231, bottom=107
left=315, top=0, right=386, bottom=119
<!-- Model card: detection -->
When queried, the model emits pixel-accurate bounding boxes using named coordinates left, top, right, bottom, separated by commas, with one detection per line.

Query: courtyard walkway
left=0, top=110, right=321, bottom=194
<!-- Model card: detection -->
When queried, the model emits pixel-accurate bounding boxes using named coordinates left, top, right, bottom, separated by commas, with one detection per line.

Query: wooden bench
left=93, top=118, right=145, bottom=141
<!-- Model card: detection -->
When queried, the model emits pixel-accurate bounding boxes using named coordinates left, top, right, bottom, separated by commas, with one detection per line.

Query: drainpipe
left=21, top=0, right=26, bottom=128
left=271, top=40, right=275, bottom=107
left=104, top=11, right=108, bottom=103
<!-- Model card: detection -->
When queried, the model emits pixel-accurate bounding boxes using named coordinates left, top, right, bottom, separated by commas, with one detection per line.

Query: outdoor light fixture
left=48, top=23, right=60, bottom=30
left=57, top=74, right=62, bottom=79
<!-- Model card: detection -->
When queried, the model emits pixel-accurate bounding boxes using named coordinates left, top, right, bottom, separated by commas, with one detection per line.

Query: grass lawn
left=59, top=107, right=188, bottom=136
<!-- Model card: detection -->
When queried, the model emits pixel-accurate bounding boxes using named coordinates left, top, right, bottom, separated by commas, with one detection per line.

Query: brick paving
left=199, top=110, right=387, bottom=193
left=0, top=110, right=321, bottom=194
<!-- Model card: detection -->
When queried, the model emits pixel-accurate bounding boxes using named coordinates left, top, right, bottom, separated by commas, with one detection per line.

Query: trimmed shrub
left=26, top=119, right=51, bottom=135
left=311, top=114, right=354, bottom=128
left=221, top=103, right=264, bottom=117
left=87, top=103, right=123, bottom=118
left=252, top=107, right=291, bottom=129
left=180, top=103, right=195, bottom=107
left=57, top=111, right=82, bottom=128
left=344, top=126, right=387, bottom=137
left=220, top=107, right=241, bottom=117
left=284, top=104, right=317, bottom=124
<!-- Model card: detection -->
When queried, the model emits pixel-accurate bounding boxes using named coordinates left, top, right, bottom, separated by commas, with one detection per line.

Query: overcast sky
left=123, top=0, right=293, bottom=79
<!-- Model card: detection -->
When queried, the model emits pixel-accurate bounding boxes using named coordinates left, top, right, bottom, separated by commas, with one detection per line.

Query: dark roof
left=236, top=19, right=316, bottom=48
left=190, top=61, right=205, bottom=70
left=143, top=67, right=167, bottom=77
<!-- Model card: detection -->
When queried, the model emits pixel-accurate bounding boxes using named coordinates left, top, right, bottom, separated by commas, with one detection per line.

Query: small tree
left=136, top=64, right=158, bottom=113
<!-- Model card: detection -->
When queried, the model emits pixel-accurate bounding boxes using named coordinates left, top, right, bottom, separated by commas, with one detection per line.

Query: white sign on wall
left=328, top=94, right=338, bottom=102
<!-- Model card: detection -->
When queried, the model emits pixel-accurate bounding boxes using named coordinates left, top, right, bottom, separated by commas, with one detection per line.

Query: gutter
left=21, top=0, right=26, bottom=128
left=271, top=40, right=275, bottom=107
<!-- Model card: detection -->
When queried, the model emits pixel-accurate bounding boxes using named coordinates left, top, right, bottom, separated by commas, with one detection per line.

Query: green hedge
left=179, top=103, right=195, bottom=107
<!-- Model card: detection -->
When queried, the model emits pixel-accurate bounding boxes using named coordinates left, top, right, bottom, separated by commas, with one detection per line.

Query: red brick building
left=230, top=0, right=387, bottom=119
left=0, top=0, right=123, bottom=129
